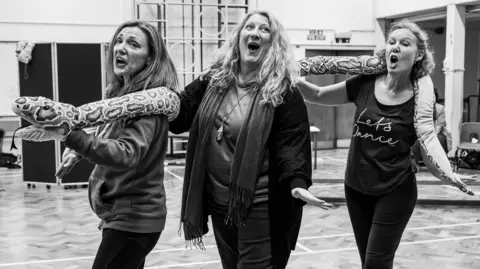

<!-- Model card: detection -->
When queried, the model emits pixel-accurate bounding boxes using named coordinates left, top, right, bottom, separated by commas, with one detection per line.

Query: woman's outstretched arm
left=296, top=79, right=349, bottom=106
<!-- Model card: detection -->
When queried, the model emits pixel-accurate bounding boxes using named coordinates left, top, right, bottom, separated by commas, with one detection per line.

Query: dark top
left=206, top=87, right=269, bottom=206
left=169, top=77, right=312, bottom=267
left=65, top=115, right=169, bottom=233
left=345, top=75, right=417, bottom=195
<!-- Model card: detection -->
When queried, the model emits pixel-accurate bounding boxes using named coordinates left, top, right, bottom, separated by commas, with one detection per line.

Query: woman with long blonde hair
left=169, top=10, right=332, bottom=269
left=296, top=20, right=473, bottom=268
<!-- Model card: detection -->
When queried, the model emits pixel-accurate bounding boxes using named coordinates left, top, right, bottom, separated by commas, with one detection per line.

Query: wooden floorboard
left=1, top=149, right=480, bottom=268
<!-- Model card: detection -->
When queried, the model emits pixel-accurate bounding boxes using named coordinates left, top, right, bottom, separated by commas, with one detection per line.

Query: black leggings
left=345, top=176, right=417, bottom=269
left=91, top=228, right=161, bottom=269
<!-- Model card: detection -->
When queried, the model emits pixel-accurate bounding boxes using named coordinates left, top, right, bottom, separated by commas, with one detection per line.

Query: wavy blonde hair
left=201, top=10, right=299, bottom=107
left=375, top=20, right=435, bottom=81
left=105, top=20, right=178, bottom=98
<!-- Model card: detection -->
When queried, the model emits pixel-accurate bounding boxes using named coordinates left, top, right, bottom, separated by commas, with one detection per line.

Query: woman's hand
left=291, top=188, right=334, bottom=210
left=452, top=174, right=475, bottom=196
left=55, top=148, right=81, bottom=178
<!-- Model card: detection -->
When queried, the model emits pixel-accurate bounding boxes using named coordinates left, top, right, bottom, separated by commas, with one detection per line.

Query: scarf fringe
left=224, top=184, right=254, bottom=227
left=178, top=221, right=206, bottom=250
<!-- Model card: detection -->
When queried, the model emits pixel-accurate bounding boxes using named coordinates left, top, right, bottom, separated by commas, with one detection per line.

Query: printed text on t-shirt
left=352, top=108, right=399, bottom=147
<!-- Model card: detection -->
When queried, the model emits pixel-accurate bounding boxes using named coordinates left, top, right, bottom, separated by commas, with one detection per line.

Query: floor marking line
left=128, top=235, right=480, bottom=268
left=145, top=260, right=221, bottom=269
left=165, top=168, right=183, bottom=181
left=292, top=235, right=480, bottom=256
left=0, top=222, right=479, bottom=267
left=322, top=156, right=347, bottom=163
left=0, top=245, right=219, bottom=267
left=296, top=242, right=313, bottom=253
left=298, top=221, right=480, bottom=241
left=299, top=232, right=354, bottom=240
left=309, top=184, right=344, bottom=189
left=406, top=222, right=480, bottom=231
left=151, top=245, right=218, bottom=253
left=0, top=257, right=95, bottom=267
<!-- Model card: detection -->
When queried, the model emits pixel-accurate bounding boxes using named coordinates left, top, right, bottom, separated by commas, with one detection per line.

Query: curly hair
left=200, top=10, right=299, bottom=107
left=375, top=20, right=435, bottom=81
left=105, top=20, right=178, bottom=98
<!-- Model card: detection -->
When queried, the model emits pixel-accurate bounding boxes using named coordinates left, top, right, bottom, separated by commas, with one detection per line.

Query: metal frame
left=19, top=42, right=58, bottom=189
left=134, top=0, right=249, bottom=88
left=466, top=95, right=480, bottom=122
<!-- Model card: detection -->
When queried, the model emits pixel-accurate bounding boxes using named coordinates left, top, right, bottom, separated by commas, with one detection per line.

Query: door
left=57, top=43, right=103, bottom=185
left=18, top=43, right=57, bottom=185
left=305, top=49, right=374, bottom=149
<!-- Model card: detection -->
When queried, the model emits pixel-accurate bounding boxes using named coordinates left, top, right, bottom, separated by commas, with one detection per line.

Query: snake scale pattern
left=11, top=56, right=473, bottom=195
left=11, top=87, right=180, bottom=137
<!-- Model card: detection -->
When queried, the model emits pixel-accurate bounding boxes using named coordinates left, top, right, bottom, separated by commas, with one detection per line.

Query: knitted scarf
left=179, top=81, right=274, bottom=249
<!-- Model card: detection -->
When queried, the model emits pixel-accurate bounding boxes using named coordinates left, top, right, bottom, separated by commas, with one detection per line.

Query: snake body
left=12, top=87, right=180, bottom=137
left=11, top=56, right=473, bottom=195
left=299, top=55, right=474, bottom=196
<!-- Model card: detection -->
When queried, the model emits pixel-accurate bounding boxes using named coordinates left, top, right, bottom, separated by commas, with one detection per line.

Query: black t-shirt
left=345, top=75, right=417, bottom=195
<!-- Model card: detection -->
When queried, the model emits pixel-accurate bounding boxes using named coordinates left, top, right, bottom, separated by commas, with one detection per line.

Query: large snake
left=11, top=87, right=180, bottom=142
left=11, top=56, right=474, bottom=195
left=298, top=55, right=474, bottom=196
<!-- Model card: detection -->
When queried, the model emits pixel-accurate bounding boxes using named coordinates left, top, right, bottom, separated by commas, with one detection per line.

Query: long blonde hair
left=201, top=10, right=299, bottom=107
left=105, top=20, right=178, bottom=98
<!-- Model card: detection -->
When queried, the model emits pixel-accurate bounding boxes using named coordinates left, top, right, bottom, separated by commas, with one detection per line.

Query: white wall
left=374, top=0, right=480, bottom=18
left=0, top=0, right=133, bottom=43
left=0, top=43, right=20, bottom=116
left=258, top=0, right=375, bottom=31
left=256, top=0, right=378, bottom=59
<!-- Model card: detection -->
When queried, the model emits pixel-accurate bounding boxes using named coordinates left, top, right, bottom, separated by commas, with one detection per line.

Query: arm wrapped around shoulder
left=414, top=76, right=474, bottom=195
left=298, top=55, right=386, bottom=77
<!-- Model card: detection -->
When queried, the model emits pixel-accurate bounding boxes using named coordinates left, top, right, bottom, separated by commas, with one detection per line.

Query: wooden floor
left=310, top=149, right=480, bottom=205
left=1, top=150, right=480, bottom=269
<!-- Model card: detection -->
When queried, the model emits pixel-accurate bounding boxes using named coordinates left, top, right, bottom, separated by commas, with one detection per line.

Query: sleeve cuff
left=290, top=178, right=308, bottom=191
left=64, top=130, right=88, bottom=152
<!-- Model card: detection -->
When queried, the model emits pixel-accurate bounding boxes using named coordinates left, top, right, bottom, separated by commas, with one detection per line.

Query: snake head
left=12, top=96, right=78, bottom=135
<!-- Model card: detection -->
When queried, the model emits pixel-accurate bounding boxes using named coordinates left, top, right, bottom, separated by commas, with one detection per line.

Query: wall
left=0, top=0, right=132, bottom=43
left=0, top=0, right=129, bottom=153
left=422, top=27, right=479, bottom=121
left=426, top=29, right=447, bottom=97
left=0, top=43, right=20, bottom=117
left=257, top=0, right=378, bottom=59
left=1, top=0, right=479, bottom=120
left=464, top=28, right=480, bottom=121
left=374, top=0, right=480, bottom=19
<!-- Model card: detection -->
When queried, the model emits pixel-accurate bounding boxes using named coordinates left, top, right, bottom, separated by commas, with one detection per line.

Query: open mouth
left=16, top=113, right=37, bottom=128
left=115, top=56, right=127, bottom=67
left=247, top=42, right=260, bottom=52
left=389, top=55, right=399, bottom=66
left=11, top=104, right=35, bottom=126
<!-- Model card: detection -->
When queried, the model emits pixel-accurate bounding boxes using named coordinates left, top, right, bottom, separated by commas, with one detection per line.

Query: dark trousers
left=210, top=201, right=274, bottom=269
left=91, top=228, right=161, bottom=269
left=344, top=176, right=417, bottom=269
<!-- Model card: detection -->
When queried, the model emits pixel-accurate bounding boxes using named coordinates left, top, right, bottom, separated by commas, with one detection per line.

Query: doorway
left=305, top=49, right=374, bottom=149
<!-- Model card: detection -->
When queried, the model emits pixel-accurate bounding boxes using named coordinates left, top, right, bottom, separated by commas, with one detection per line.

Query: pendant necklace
left=216, top=86, right=250, bottom=141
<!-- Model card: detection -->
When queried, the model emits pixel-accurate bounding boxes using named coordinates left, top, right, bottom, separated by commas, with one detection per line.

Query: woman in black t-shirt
left=296, top=20, right=469, bottom=268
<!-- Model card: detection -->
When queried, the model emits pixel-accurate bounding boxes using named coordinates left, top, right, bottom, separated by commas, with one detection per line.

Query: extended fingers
left=64, top=156, right=77, bottom=167
left=315, top=200, right=334, bottom=209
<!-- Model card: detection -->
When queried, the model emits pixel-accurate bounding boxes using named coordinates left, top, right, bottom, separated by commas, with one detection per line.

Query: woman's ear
left=416, top=50, right=425, bottom=62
